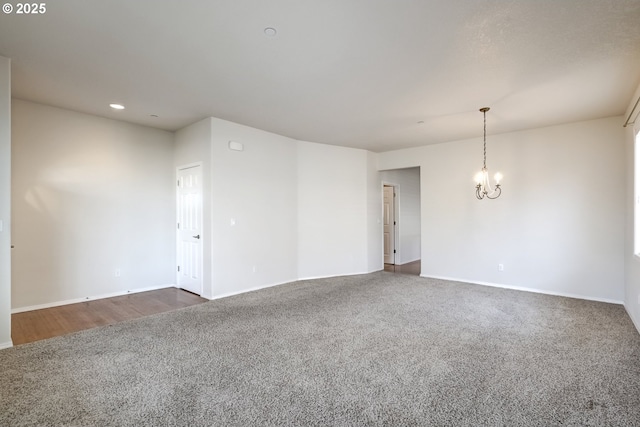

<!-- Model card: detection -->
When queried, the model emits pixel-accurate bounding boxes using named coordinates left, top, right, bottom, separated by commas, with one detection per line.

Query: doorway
left=383, top=185, right=396, bottom=265
left=176, top=164, right=203, bottom=295
left=381, top=167, right=421, bottom=274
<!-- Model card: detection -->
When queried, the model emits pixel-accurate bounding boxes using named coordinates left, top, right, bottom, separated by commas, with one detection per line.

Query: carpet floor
left=1, top=272, right=640, bottom=426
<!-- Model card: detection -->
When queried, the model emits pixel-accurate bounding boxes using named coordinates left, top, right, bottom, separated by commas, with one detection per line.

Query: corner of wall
left=366, top=151, right=383, bottom=272
left=175, top=117, right=214, bottom=300
left=0, top=55, right=11, bottom=347
left=624, top=83, right=640, bottom=335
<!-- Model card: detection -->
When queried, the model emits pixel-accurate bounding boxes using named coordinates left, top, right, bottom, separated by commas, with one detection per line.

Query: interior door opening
left=383, top=184, right=396, bottom=265
left=381, top=167, right=421, bottom=275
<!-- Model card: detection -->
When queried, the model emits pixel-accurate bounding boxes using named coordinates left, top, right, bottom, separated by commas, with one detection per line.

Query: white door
left=383, top=185, right=395, bottom=264
left=177, top=165, right=203, bottom=295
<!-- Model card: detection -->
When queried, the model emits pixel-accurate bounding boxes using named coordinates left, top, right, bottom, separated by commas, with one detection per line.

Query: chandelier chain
left=483, top=109, right=487, bottom=170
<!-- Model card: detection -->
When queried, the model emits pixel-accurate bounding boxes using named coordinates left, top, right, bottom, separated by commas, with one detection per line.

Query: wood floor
left=11, top=287, right=207, bottom=345
left=384, top=259, right=421, bottom=275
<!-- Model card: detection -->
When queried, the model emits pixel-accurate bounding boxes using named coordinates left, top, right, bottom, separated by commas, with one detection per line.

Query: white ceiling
left=1, top=0, right=639, bottom=152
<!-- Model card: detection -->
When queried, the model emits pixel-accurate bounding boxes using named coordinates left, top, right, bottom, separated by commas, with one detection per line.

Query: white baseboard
left=298, top=271, right=371, bottom=281
left=421, top=275, right=624, bottom=305
left=211, top=269, right=391, bottom=301
left=210, top=279, right=297, bottom=301
left=11, top=284, right=177, bottom=314
left=0, top=340, right=13, bottom=350
left=210, top=271, right=378, bottom=301
left=624, top=304, right=640, bottom=335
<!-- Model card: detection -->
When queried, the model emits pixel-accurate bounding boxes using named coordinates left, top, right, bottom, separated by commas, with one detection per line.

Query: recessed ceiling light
left=150, top=114, right=158, bottom=118
left=417, top=120, right=425, bottom=124
left=109, top=103, right=125, bottom=110
left=264, top=27, right=277, bottom=37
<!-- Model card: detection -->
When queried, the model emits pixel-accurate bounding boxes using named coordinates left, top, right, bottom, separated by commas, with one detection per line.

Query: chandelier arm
left=475, top=184, right=481, bottom=199
left=486, top=185, right=502, bottom=199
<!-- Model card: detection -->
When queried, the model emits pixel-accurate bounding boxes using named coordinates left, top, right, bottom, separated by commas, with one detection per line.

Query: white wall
left=210, top=118, right=299, bottom=297
left=0, top=56, right=11, bottom=348
left=624, top=86, right=640, bottom=331
left=297, top=141, right=370, bottom=279
left=380, top=167, right=421, bottom=264
left=175, top=118, right=213, bottom=298
left=380, top=117, right=625, bottom=303
left=11, top=100, right=176, bottom=310
left=366, top=151, right=383, bottom=272
left=176, top=117, right=378, bottom=297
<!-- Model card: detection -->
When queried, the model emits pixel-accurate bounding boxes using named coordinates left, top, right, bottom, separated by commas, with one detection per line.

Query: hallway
left=383, top=260, right=420, bottom=276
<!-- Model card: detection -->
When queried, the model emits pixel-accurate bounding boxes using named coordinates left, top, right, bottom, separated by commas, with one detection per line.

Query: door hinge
left=394, top=221, right=396, bottom=225
left=393, top=250, right=396, bottom=253
left=177, top=223, right=180, bottom=229
left=177, top=266, right=180, bottom=272
left=177, top=179, right=180, bottom=187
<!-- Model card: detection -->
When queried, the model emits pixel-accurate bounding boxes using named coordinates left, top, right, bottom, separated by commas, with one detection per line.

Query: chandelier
left=474, top=107, right=502, bottom=200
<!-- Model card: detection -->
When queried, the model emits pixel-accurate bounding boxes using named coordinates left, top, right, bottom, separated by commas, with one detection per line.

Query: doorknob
left=192, top=235, right=200, bottom=239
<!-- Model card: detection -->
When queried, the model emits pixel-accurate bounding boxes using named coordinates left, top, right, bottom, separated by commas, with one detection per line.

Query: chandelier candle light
left=474, top=107, right=502, bottom=200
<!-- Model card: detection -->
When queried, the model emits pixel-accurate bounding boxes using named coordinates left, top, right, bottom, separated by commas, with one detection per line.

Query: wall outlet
left=498, top=264, right=504, bottom=272
left=115, top=269, right=121, bottom=277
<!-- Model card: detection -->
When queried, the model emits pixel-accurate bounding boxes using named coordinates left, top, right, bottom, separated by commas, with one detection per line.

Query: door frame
left=382, top=182, right=400, bottom=265
left=176, top=162, right=204, bottom=295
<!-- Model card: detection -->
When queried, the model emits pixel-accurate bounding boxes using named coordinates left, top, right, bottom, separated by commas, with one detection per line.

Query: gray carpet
left=2, top=272, right=640, bottom=426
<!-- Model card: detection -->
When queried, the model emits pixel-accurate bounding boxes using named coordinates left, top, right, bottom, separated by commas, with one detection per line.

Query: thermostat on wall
left=228, top=141, right=244, bottom=151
